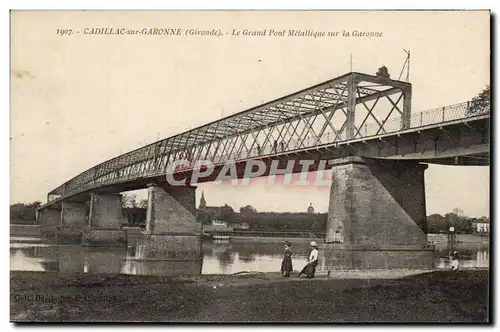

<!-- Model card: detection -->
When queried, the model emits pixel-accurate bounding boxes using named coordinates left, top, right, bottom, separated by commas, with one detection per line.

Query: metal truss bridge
left=42, top=70, right=490, bottom=208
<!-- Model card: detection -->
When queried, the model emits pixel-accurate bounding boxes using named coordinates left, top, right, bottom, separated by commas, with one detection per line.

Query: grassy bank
left=11, top=269, right=489, bottom=323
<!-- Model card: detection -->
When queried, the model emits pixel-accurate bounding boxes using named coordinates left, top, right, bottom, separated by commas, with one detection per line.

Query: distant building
left=307, top=203, right=315, bottom=214
left=199, top=190, right=207, bottom=210
left=198, top=191, right=234, bottom=231
left=211, top=220, right=228, bottom=228
left=233, top=222, right=250, bottom=230
left=199, top=191, right=221, bottom=215
left=198, top=191, right=222, bottom=216
left=472, top=218, right=490, bottom=236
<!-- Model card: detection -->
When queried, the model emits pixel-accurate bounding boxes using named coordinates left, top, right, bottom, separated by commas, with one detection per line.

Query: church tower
left=199, top=190, right=207, bottom=210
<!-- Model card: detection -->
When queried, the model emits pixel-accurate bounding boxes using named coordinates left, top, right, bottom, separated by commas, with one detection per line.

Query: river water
left=10, top=237, right=489, bottom=276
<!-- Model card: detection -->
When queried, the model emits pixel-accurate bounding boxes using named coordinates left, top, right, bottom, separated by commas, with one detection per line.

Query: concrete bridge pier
left=145, top=184, right=201, bottom=234
left=319, top=156, right=435, bottom=270
left=37, top=206, right=61, bottom=239
left=130, top=184, right=203, bottom=276
left=59, top=201, right=88, bottom=244
left=82, top=193, right=127, bottom=247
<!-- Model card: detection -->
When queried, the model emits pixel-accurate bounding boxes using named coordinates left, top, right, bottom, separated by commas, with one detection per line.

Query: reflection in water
left=216, top=249, right=234, bottom=272
left=121, top=248, right=203, bottom=276
left=201, top=242, right=310, bottom=275
left=238, top=253, right=255, bottom=263
left=135, top=244, right=146, bottom=260
left=10, top=250, right=45, bottom=271
left=10, top=237, right=45, bottom=242
left=435, top=246, right=489, bottom=270
left=10, top=237, right=490, bottom=276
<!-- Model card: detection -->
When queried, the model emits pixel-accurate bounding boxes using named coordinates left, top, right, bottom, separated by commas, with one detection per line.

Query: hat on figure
left=284, top=241, right=291, bottom=246
left=310, top=241, right=318, bottom=247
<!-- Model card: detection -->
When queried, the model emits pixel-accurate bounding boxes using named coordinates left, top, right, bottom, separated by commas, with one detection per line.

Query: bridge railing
left=359, top=100, right=478, bottom=138
left=166, top=100, right=489, bottom=171
left=207, top=100, right=488, bottom=163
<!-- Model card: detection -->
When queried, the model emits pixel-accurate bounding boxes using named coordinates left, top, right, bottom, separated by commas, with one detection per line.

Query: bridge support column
left=59, top=201, right=88, bottom=244
left=82, top=193, right=126, bottom=246
left=145, top=184, right=201, bottom=234
left=61, top=202, right=88, bottom=227
left=38, top=207, right=61, bottom=226
left=38, top=207, right=61, bottom=239
left=128, top=184, right=203, bottom=277
left=320, top=157, right=434, bottom=270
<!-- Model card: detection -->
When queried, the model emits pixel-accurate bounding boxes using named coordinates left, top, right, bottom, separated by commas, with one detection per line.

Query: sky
left=10, top=10, right=490, bottom=217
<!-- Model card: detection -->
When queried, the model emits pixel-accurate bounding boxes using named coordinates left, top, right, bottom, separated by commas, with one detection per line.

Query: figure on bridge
left=307, top=203, right=315, bottom=214
left=376, top=65, right=390, bottom=78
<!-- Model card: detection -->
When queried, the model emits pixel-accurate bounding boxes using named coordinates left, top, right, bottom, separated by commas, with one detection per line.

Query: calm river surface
left=10, top=236, right=489, bottom=276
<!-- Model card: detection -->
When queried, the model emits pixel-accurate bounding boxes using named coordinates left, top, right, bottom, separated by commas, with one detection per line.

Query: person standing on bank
left=281, top=241, right=293, bottom=277
left=298, top=241, right=319, bottom=278
left=450, top=250, right=460, bottom=270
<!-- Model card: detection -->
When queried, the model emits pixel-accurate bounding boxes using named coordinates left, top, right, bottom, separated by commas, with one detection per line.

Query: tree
left=452, top=208, right=464, bottom=217
left=197, top=209, right=215, bottom=225
left=239, top=205, right=257, bottom=214
left=466, top=85, right=490, bottom=116
left=237, top=211, right=327, bottom=231
left=427, top=213, right=447, bottom=233
left=444, top=212, right=472, bottom=234
left=10, top=201, right=41, bottom=224
left=219, top=204, right=236, bottom=224
left=28, top=201, right=42, bottom=209
left=122, top=193, right=139, bottom=208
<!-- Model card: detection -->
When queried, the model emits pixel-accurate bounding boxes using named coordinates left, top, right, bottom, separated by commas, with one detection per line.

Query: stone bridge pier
left=130, top=183, right=203, bottom=273
left=145, top=184, right=201, bottom=234
left=58, top=201, right=88, bottom=243
left=81, top=193, right=127, bottom=246
left=319, top=156, right=435, bottom=270
left=37, top=206, right=61, bottom=238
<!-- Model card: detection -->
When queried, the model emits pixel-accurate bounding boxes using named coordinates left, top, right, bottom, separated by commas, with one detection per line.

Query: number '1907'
left=56, top=29, right=73, bottom=36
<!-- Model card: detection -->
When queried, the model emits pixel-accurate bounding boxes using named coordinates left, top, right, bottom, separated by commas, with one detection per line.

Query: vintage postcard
left=10, top=10, right=490, bottom=323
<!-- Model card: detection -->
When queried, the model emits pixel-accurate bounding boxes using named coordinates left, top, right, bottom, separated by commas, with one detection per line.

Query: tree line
left=427, top=209, right=489, bottom=234
left=465, top=85, right=490, bottom=116
left=10, top=199, right=489, bottom=235
left=197, top=203, right=327, bottom=231
left=10, top=201, right=41, bottom=224
left=200, top=205, right=489, bottom=234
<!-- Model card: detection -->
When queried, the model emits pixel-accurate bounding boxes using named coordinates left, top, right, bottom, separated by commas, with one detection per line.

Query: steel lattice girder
left=47, top=71, right=411, bottom=197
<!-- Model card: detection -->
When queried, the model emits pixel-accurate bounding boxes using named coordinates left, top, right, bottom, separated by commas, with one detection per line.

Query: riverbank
left=11, top=269, right=489, bottom=322
left=11, top=225, right=490, bottom=244
left=427, top=233, right=489, bottom=244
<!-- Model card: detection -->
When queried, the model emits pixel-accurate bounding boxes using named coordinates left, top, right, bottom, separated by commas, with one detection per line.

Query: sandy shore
left=10, top=269, right=489, bottom=323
